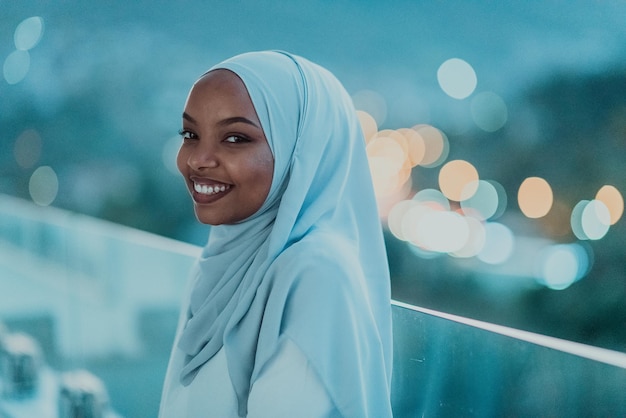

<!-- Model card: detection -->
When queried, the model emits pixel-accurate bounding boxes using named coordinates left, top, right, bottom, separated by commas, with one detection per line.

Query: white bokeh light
left=402, top=203, right=436, bottom=245
left=572, top=199, right=611, bottom=240
left=461, top=180, right=500, bottom=220
left=571, top=200, right=589, bottom=240
left=470, top=91, right=508, bottom=132
left=14, top=16, right=44, bottom=51
left=3, top=50, right=30, bottom=85
left=437, top=58, right=478, bottom=100
left=581, top=200, right=611, bottom=240
left=412, top=188, right=450, bottom=210
left=477, top=222, right=514, bottom=264
left=29, top=166, right=59, bottom=206
left=416, top=210, right=470, bottom=253
left=387, top=200, right=415, bottom=241
left=539, top=244, right=590, bottom=290
left=162, top=135, right=181, bottom=175
left=450, top=216, right=486, bottom=258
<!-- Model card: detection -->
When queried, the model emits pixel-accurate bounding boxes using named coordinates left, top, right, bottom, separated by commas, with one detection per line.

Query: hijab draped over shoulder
left=176, top=51, right=393, bottom=417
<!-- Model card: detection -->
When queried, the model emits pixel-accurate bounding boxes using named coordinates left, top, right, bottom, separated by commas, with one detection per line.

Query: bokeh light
left=389, top=190, right=450, bottom=243
left=362, top=122, right=450, bottom=202
left=584, top=200, right=610, bottom=240
left=388, top=200, right=416, bottom=241
left=538, top=243, right=591, bottom=290
left=29, top=166, right=59, bottom=206
left=395, top=200, right=470, bottom=254
left=477, top=222, right=515, bottom=264
left=14, top=16, right=44, bottom=50
left=571, top=199, right=612, bottom=240
left=414, top=209, right=470, bottom=253
left=470, top=91, right=508, bottom=132
left=488, top=180, right=508, bottom=220
left=377, top=177, right=413, bottom=220
left=396, top=128, right=426, bottom=166
left=387, top=184, right=501, bottom=257
left=412, top=188, right=450, bottom=210
left=162, top=135, right=181, bottom=176
left=571, top=200, right=589, bottom=240
left=450, top=216, right=486, bottom=258
left=541, top=246, right=579, bottom=290
left=401, top=202, right=435, bottom=245
left=366, top=134, right=410, bottom=198
left=14, top=129, right=43, bottom=169
left=437, top=58, right=477, bottom=99
left=412, top=124, right=449, bottom=167
left=595, top=185, right=623, bottom=225
left=439, top=159, right=479, bottom=202
left=356, top=110, right=378, bottom=143
left=3, top=50, right=30, bottom=84
left=460, top=179, right=506, bottom=221
left=582, top=200, right=611, bottom=240
left=518, top=177, right=553, bottom=218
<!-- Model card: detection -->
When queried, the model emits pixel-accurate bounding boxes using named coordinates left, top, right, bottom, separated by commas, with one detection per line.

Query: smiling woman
left=159, top=51, right=393, bottom=418
left=176, top=70, right=274, bottom=226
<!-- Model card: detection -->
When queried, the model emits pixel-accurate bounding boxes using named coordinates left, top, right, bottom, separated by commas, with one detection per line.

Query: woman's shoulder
left=275, top=230, right=359, bottom=276
left=269, top=230, right=367, bottom=299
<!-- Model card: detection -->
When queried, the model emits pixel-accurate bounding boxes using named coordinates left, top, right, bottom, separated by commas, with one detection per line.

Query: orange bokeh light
left=595, top=185, right=624, bottom=225
left=518, top=177, right=553, bottom=218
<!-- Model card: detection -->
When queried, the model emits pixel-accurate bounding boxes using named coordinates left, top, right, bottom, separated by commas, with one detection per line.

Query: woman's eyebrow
left=182, top=112, right=260, bottom=129
left=218, top=116, right=261, bottom=129
left=182, top=112, right=197, bottom=124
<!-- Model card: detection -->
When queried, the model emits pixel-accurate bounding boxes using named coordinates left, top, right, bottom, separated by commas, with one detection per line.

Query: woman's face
left=177, top=69, right=274, bottom=225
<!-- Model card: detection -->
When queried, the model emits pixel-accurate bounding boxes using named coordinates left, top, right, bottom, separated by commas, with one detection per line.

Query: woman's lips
left=193, top=182, right=230, bottom=195
left=190, top=179, right=232, bottom=204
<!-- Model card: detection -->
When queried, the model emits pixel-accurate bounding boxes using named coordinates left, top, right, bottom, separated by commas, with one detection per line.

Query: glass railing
left=391, top=302, right=626, bottom=416
left=1, top=193, right=625, bottom=417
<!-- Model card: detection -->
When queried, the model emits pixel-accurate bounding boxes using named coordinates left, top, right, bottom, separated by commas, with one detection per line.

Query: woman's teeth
left=194, top=183, right=230, bottom=195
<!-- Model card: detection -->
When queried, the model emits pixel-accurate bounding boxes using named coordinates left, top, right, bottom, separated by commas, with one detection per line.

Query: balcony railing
left=1, top=193, right=625, bottom=417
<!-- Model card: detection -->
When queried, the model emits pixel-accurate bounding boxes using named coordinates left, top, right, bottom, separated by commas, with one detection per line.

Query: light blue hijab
left=177, top=51, right=392, bottom=417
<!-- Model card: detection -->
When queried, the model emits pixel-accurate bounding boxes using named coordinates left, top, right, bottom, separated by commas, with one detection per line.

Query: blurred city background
left=2, top=1, right=626, bottom=415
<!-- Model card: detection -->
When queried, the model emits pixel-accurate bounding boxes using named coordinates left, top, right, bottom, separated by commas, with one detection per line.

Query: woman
left=159, top=51, right=393, bottom=417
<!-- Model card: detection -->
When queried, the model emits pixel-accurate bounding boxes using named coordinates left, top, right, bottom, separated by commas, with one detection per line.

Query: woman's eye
left=224, top=135, right=249, bottom=144
left=178, top=129, right=197, bottom=141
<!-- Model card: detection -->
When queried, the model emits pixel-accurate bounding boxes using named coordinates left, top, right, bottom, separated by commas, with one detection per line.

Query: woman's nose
left=188, top=142, right=218, bottom=170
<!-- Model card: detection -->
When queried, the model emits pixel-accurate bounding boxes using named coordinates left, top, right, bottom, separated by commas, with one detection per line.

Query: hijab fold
left=176, top=51, right=392, bottom=417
